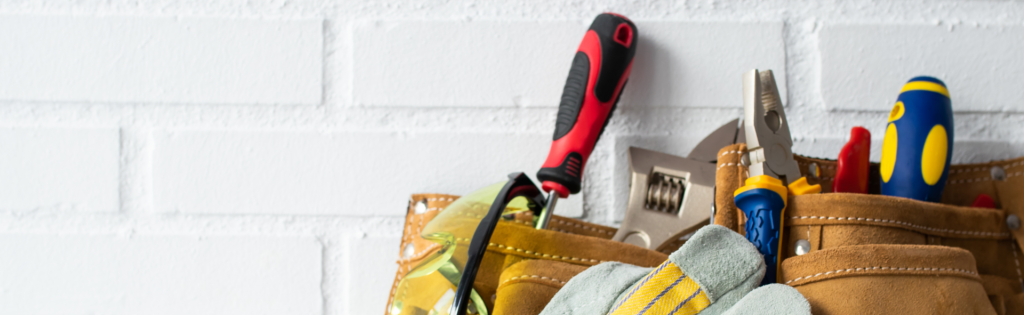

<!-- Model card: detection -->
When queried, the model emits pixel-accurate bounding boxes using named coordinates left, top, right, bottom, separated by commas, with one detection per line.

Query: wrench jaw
left=613, top=147, right=716, bottom=251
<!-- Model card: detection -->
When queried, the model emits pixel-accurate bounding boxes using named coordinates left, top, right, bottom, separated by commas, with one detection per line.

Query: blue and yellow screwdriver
left=735, top=69, right=821, bottom=285
left=880, top=77, right=954, bottom=202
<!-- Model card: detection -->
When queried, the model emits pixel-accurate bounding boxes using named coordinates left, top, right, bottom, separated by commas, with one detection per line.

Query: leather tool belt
left=386, top=145, right=1024, bottom=314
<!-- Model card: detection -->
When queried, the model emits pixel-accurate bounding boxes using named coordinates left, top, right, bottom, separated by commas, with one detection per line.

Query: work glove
left=538, top=225, right=810, bottom=315
left=721, top=284, right=809, bottom=315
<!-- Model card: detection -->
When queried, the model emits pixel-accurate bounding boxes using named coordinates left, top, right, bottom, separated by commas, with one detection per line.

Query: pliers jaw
left=742, top=69, right=802, bottom=184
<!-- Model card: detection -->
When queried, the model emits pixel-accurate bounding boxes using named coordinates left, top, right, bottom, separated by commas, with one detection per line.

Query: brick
left=947, top=141, right=1024, bottom=165
left=0, top=16, right=321, bottom=104
left=0, top=128, right=119, bottom=212
left=154, top=131, right=583, bottom=216
left=622, top=21, right=787, bottom=108
left=0, top=234, right=321, bottom=314
left=353, top=20, right=785, bottom=107
left=820, top=23, right=1024, bottom=111
left=349, top=236, right=402, bottom=315
left=353, top=20, right=579, bottom=107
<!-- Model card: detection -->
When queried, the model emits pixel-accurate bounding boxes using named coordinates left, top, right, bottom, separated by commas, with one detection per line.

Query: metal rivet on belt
left=807, top=162, right=819, bottom=179
left=992, top=166, right=1007, bottom=181
left=740, top=154, right=751, bottom=167
left=794, top=239, right=811, bottom=256
left=1008, top=214, right=1021, bottom=231
left=402, top=243, right=416, bottom=259
left=414, top=199, right=428, bottom=214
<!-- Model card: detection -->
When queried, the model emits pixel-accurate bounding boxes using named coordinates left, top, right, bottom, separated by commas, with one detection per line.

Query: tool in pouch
left=612, top=119, right=741, bottom=251
left=390, top=14, right=637, bottom=315
left=535, top=13, right=638, bottom=229
left=880, top=76, right=953, bottom=202
left=734, top=69, right=821, bottom=285
left=834, top=127, right=871, bottom=194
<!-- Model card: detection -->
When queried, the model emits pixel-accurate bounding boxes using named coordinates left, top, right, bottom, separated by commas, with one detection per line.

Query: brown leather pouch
left=715, top=143, right=1024, bottom=314
left=385, top=194, right=665, bottom=315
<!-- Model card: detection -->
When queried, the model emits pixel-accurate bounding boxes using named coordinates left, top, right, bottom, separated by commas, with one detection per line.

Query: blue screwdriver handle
left=880, top=76, right=953, bottom=202
left=734, top=175, right=789, bottom=285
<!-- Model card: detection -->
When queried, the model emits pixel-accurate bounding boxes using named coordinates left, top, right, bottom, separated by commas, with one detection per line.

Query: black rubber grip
left=553, top=52, right=590, bottom=141
left=537, top=152, right=584, bottom=194
left=590, top=14, right=637, bottom=102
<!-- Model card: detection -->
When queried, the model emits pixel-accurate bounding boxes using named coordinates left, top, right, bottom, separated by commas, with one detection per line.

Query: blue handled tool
left=880, top=76, right=953, bottom=202
left=735, top=69, right=820, bottom=285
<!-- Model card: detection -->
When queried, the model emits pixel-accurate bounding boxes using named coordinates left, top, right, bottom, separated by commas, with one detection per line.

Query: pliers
left=735, top=69, right=820, bottom=285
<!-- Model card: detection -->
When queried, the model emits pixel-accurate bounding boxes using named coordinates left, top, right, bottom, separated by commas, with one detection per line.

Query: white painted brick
left=820, top=23, right=1024, bottom=111
left=0, top=234, right=321, bottom=315
left=353, top=20, right=581, bottom=107
left=154, top=131, right=583, bottom=216
left=0, top=16, right=322, bottom=104
left=953, top=141, right=1024, bottom=164
left=622, top=21, right=787, bottom=108
left=349, top=236, right=402, bottom=315
left=0, top=128, right=119, bottom=212
left=353, top=20, right=785, bottom=108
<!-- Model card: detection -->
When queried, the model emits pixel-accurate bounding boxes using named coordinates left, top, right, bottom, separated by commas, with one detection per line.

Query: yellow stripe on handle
left=899, top=81, right=950, bottom=98
left=609, top=261, right=711, bottom=315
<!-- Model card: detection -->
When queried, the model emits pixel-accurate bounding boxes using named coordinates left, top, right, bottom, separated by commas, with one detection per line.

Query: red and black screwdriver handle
left=537, top=13, right=638, bottom=199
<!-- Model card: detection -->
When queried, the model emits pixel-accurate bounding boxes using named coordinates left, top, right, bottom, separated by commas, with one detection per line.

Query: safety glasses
left=390, top=172, right=545, bottom=315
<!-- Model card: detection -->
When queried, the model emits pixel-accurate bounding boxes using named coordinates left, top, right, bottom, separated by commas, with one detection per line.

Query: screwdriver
left=535, top=13, right=638, bottom=229
left=834, top=127, right=871, bottom=194
left=880, top=76, right=954, bottom=202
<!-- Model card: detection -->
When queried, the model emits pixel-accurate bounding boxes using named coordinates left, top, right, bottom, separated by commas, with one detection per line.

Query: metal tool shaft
left=534, top=193, right=559, bottom=229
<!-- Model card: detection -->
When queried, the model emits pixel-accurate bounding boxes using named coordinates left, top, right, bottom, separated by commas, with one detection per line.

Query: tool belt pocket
left=715, top=143, right=1024, bottom=314
left=386, top=194, right=667, bottom=315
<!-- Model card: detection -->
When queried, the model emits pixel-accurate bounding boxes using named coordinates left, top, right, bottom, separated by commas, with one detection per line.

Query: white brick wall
left=2, top=1, right=1024, bottom=314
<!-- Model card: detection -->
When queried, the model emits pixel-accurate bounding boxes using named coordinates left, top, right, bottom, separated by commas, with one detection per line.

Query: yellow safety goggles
left=390, top=172, right=545, bottom=315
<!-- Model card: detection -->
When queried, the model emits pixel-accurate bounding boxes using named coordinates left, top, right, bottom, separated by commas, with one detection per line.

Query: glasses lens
left=390, top=181, right=534, bottom=315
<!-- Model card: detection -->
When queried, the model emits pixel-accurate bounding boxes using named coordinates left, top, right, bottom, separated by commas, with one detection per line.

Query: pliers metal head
left=742, top=69, right=802, bottom=185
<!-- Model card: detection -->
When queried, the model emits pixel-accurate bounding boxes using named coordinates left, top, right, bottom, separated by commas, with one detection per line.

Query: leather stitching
left=948, top=171, right=1024, bottom=185
left=785, top=266, right=978, bottom=285
left=488, top=243, right=603, bottom=263
left=499, top=274, right=568, bottom=288
left=405, top=238, right=604, bottom=264
left=791, top=215, right=1009, bottom=237
left=425, top=197, right=457, bottom=202
left=719, top=150, right=743, bottom=157
left=551, top=218, right=615, bottom=235
left=1012, top=241, right=1023, bottom=290
left=949, top=161, right=1024, bottom=174
left=717, top=162, right=738, bottom=170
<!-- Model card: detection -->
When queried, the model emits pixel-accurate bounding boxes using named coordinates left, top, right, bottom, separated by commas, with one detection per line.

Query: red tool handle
left=834, top=127, right=871, bottom=194
left=971, top=194, right=996, bottom=208
left=537, top=13, right=638, bottom=198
